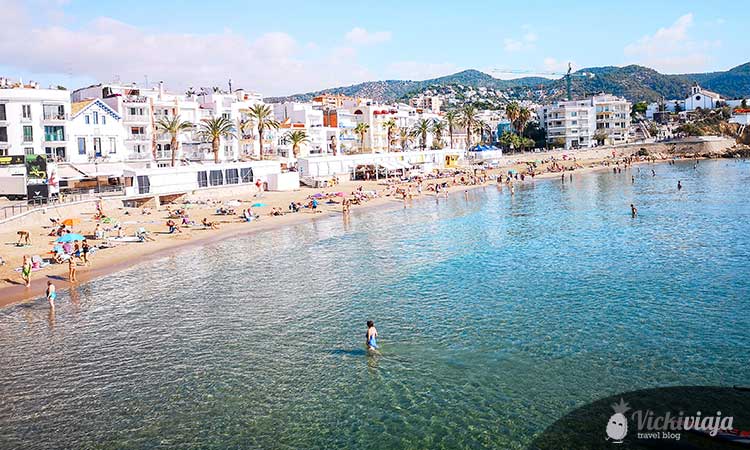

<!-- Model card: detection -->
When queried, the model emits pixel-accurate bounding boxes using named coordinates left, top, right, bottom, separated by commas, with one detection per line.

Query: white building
left=68, top=99, right=126, bottom=164
left=539, top=94, right=631, bottom=149
left=685, top=84, right=721, bottom=111
left=538, top=99, right=596, bottom=149
left=0, top=77, right=70, bottom=160
left=409, top=95, right=442, bottom=114
left=593, top=94, right=631, bottom=145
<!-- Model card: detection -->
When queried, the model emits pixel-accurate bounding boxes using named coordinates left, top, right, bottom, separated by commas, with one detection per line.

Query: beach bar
left=122, top=160, right=293, bottom=197
left=297, top=149, right=464, bottom=180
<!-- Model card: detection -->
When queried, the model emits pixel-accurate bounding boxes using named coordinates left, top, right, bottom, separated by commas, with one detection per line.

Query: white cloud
left=344, top=27, right=392, bottom=46
left=503, top=27, right=537, bottom=52
left=0, top=0, right=377, bottom=96
left=623, top=13, right=719, bottom=72
left=384, top=61, right=461, bottom=81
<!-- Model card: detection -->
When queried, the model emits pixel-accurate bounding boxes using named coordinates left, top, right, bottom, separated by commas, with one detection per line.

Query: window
left=131, top=127, right=145, bottom=135
left=78, top=138, right=86, bottom=155
left=222, top=112, right=230, bottom=120
left=137, top=175, right=150, bottom=194
left=43, top=104, right=65, bottom=120
left=93, top=112, right=99, bottom=125
left=22, top=105, right=31, bottom=119
left=93, top=137, right=102, bottom=156
left=571, top=120, right=577, bottom=126
left=109, top=137, right=116, bottom=154
left=23, top=126, right=33, bottom=142
left=133, top=144, right=143, bottom=154
left=85, top=115, right=90, bottom=124
left=102, top=115, right=106, bottom=125
left=209, top=170, right=224, bottom=186
left=0, top=104, right=6, bottom=121
left=197, top=171, right=208, bottom=188
left=571, top=111, right=577, bottom=117
left=240, top=167, right=253, bottom=183
left=44, top=126, right=65, bottom=141
left=0, top=127, right=7, bottom=142
left=226, top=168, right=239, bottom=184
left=0, top=149, right=7, bottom=156
left=24, top=147, right=34, bottom=155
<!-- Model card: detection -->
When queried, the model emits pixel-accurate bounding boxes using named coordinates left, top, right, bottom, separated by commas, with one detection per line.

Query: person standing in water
left=631, top=204, right=638, bottom=218
left=21, top=255, right=32, bottom=287
left=46, top=281, right=56, bottom=308
left=68, top=257, right=77, bottom=282
left=678, top=180, right=682, bottom=190
left=366, top=320, right=378, bottom=350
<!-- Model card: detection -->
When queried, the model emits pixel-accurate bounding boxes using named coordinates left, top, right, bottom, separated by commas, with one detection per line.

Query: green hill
left=265, top=63, right=750, bottom=104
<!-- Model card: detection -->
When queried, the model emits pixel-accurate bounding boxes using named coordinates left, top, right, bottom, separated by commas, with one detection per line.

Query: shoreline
left=0, top=154, right=688, bottom=308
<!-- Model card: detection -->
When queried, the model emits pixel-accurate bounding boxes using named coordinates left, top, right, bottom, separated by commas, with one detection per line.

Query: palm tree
left=460, top=104, right=480, bottom=148
left=155, top=115, right=193, bottom=167
left=514, top=107, right=532, bottom=137
left=198, top=116, right=235, bottom=163
left=431, top=119, right=446, bottom=148
left=411, top=118, right=431, bottom=150
left=398, top=128, right=411, bottom=151
left=246, top=104, right=279, bottom=159
left=382, top=118, right=398, bottom=153
left=282, top=130, right=310, bottom=159
left=473, top=120, right=492, bottom=144
left=505, top=101, right=520, bottom=132
left=354, top=122, right=370, bottom=153
left=444, top=110, right=459, bottom=148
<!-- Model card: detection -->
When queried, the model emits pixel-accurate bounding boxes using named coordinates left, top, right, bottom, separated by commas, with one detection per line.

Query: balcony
left=124, top=114, right=149, bottom=122
left=125, top=134, right=151, bottom=142
left=123, top=95, right=148, bottom=103
left=43, top=112, right=68, bottom=121
left=126, top=152, right=151, bottom=161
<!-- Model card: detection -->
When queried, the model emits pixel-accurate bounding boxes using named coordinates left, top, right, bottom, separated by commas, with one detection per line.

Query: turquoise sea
left=1, top=159, right=749, bottom=449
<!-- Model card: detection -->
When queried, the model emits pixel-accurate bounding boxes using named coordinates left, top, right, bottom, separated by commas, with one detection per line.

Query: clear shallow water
left=1, top=160, right=749, bottom=450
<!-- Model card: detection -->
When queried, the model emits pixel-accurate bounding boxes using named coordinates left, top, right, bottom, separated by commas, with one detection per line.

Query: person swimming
left=366, top=320, right=378, bottom=350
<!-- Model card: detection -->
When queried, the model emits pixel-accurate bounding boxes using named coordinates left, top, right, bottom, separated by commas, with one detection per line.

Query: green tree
left=505, top=102, right=520, bottom=132
left=631, top=101, right=648, bottom=117
left=411, top=118, right=432, bottom=150
left=246, top=104, right=280, bottom=159
left=354, top=122, right=370, bottom=153
left=498, top=130, right=520, bottom=150
left=444, top=110, right=460, bottom=148
left=460, top=104, right=480, bottom=148
left=431, top=119, right=446, bottom=148
left=674, top=101, right=683, bottom=113
left=382, top=118, right=397, bottom=153
left=513, top=107, right=531, bottom=137
left=155, top=114, right=193, bottom=167
left=399, top=128, right=411, bottom=151
left=282, top=130, right=310, bottom=159
left=198, top=117, right=236, bottom=163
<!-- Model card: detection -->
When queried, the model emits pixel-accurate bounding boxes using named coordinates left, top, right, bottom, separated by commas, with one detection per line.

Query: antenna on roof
left=228, top=78, right=233, bottom=93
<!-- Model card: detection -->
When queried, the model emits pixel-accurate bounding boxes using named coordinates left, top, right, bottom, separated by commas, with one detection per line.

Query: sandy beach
left=0, top=148, right=670, bottom=308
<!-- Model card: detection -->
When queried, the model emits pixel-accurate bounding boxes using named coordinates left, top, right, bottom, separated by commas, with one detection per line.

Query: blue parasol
left=56, top=233, right=85, bottom=243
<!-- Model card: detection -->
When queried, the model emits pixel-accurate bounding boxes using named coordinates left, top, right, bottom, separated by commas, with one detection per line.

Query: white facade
left=685, top=85, right=721, bottom=111
left=538, top=99, right=596, bottom=149
left=539, top=94, right=631, bottom=149
left=0, top=79, right=70, bottom=160
left=68, top=99, right=126, bottom=164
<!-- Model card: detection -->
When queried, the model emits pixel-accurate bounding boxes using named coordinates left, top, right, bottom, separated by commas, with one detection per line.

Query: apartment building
left=409, top=95, right=442, bottom=114
left=539, top=94, right=631, bottom=149
left=593, top=94, right=631, bottom=145
left=68, top=99, right=126, bottom=164
left=0, top=78, right=70, bottom=160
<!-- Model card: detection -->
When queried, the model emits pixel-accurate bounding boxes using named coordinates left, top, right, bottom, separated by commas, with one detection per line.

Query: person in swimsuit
left=46, top=281, right=56, bottom=308
left=631, top=203, right=638, bottom=218
left=68, top=257, right=77, bottom=282
left=21, top=255, right=32, bottom=287
left=81, top=240, right=90, bottom=266
left=366, top=320, right=378, bottom=350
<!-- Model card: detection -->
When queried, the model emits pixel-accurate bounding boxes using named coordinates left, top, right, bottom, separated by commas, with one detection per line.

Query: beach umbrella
left=62, top=218, right=81, bottom=227
left=56, top=233, right=85, bottom=243
left=251, top=203, right=267, bottom=207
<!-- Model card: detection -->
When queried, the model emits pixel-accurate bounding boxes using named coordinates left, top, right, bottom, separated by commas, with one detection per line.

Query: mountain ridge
left=265, top=63, right=750, bottom=105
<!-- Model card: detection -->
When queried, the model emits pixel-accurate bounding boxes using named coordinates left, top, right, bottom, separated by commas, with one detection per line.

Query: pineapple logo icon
left=606, top=398, right=631, bottom=443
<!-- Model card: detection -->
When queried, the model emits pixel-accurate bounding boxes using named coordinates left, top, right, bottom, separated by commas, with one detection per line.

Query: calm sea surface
left=1, top=160, right=749, bottom=449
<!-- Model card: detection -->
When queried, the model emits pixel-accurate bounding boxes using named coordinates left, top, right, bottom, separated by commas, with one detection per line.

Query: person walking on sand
left=46, top=281, right=56, bottom=309
left=81, top=239, right=90, bottom=266
left=21, top=255, right=32, bottom=287
left=366, top=320, right=378, bottom=350
left=68, top=257, right=77, bottom=282
left=631, top=204, right=638, bottom=218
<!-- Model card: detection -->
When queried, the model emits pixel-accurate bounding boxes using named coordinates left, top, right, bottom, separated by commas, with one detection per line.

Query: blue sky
left=0, top=0, right=746, bottom=96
